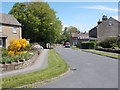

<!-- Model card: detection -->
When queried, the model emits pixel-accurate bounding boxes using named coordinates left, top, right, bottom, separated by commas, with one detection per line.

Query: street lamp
left=50, top=23, right=53, bottom=48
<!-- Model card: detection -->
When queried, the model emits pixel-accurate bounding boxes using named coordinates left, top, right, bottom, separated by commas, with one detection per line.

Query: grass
left=83, top=50, right=118, bottom=58
left=70, top=46, right=80, bottom=50
left=2, top=49, right=69, bottom=89
left=70, top=46, right=118, bottom=58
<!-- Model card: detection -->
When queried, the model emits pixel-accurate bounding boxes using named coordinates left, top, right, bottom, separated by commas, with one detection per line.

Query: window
left=0, top=24, right=2, bottom=32
left=13, top=27, right=16, bottom=33
left=109, top=20, right=113, bottom=25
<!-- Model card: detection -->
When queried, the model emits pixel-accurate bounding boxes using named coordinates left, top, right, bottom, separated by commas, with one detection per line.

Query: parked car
left=65, top=42, right=70, bottom=48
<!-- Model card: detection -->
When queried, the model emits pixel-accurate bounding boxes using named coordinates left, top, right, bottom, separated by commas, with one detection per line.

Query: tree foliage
left=9, top=2, right=62, bottom=43
left=61, top=26, right=79, bottom=42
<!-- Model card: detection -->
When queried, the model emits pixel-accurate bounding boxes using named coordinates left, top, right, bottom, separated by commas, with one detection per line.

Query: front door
left=0, top=38, right=3, bottom=47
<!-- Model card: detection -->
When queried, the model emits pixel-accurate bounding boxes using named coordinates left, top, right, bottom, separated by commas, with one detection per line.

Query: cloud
left=78, top=5, right=118, bottom=12
left=73, top=23, right=87, bottom=30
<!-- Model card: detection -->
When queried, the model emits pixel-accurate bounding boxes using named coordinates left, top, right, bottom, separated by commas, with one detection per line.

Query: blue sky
left=1, top=2, right=118, bottom=32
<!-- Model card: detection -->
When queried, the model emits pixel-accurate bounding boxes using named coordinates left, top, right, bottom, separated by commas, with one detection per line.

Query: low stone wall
left=0, top=52, right=39, bottom=72
left=95, top=48, right=120, bottom=54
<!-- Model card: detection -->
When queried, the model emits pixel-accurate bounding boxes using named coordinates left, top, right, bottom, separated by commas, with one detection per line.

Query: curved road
left=37, top=46, right=118, bottom=88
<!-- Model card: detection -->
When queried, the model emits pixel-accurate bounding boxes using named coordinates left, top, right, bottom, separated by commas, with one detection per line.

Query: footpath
left=1, top=49, right=49, bottom=78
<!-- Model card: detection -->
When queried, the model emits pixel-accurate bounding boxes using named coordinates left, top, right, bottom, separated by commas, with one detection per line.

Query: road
left=1, top=49, right=49, bottom=78
left=37, top=46, right=118, bottom=88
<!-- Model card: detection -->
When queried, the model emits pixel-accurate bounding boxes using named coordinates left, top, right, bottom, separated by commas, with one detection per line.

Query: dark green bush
left=2, top=47, right=6, bottom=51
left=99, top=37, right=118, bottom=48
left=81, top=41, right=96, bottom=49
left=2, top=50, right=9, bottom=57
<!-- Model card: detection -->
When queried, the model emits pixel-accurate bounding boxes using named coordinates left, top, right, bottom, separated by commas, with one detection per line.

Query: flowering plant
left=7, top=38, right=28, bottom=55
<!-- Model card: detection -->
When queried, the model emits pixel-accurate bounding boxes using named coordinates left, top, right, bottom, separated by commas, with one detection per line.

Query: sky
left=1, top=1, right=119, bottom=32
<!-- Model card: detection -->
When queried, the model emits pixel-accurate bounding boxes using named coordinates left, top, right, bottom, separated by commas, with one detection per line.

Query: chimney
left=102, top=15, right=108, bottom=21
left=97, top=19, right=102, bottom=25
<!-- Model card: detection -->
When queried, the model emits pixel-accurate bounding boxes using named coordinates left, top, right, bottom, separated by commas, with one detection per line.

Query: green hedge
left=81, top=41, right=96, bottom=49
left=99, top=37, right=119, bottom=48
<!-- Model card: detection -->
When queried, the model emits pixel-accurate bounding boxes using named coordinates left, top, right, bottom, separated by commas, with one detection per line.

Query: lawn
left=2, top=49, right=69, bottom=89
left=71, top=46, right=118, bottom=58
left=83, top=50, right=118, bottom=58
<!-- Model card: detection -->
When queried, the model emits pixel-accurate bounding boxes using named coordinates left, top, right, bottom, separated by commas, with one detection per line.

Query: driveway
left=37, top=46, right=118, bottom=88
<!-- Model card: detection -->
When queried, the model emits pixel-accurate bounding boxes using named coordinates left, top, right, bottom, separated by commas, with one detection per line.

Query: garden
left=81, top=37, right=120, bottom=51
left=1, top=38, right=43, bottom=64
left=71, top=37, right=120, bottom=58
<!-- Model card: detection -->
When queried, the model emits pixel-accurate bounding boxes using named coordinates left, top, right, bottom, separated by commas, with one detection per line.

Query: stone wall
left=0, top=52, right=39, bottom=72
left=2, top=24, right=22, bottom=48
left=97, top=18, right=119, bottom=42
left=89, top=27, right=97, bottom=38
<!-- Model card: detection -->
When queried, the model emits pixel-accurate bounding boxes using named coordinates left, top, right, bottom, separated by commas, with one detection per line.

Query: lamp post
left=50, top=23, right=53, bottom=48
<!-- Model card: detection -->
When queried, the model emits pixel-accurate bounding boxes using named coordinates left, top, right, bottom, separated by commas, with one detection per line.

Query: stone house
left=0, top=13, right=22, bottom=48
left=70, top=32, right=89, bottom=47
left=89, top=15, right=120, bottom=42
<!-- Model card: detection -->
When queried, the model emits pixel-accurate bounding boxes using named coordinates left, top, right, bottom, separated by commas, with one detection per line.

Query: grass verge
left=70, top=46, right=80, bottom=50
left=83, top=50, right=118, bottom=58
left=2, top=49, right=69, bottom=89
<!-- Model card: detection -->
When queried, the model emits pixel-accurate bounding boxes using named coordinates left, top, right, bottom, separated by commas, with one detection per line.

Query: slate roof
left=0, top=13, right=21, bottom=26
left=71, top=33, right=89, bottom=39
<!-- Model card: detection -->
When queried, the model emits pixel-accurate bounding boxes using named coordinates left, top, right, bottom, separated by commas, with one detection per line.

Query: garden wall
left=95, top=48, right=120, bottom=54
left=0, top=52, right=39, bottom=72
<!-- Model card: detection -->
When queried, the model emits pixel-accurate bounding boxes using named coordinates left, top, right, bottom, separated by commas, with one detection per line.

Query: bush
left=2, top=47, right=6, bottom=51
left=81, top=41, right=96, bottom=49
left=30, top=42, right=40, bottom=46
left=1, top=53, right=32, bottom=63
left=96, top=46, right=103, bottom=48
left=99, top=37, right=118, bottom=48
left=2, top=51, right=9, bottom=57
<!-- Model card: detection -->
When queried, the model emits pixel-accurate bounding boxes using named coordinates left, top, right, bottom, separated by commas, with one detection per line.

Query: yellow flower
left=8, top=51, right=14, bottom=55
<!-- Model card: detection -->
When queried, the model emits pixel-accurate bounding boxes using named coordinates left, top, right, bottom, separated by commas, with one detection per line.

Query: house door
left=0, top=38, right=3, bottom=47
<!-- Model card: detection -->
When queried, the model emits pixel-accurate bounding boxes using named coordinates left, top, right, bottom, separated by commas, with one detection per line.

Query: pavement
left=1, top=49, right=49, bottom=78
left=37, top=46, right=118, bottom=88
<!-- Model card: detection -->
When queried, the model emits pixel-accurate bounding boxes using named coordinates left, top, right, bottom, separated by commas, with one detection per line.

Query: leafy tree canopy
left=9, top=2, right=62, bottom=44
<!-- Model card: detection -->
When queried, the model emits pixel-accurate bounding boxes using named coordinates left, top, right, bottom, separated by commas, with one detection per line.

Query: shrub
left=7, top=38, right=28, bottom=55
left=2, top=47, right=6, bottom=51
left=2, top=50, right=9, bottom=57
left=30, top=42, right=40, bottom=46
left=1, top=53, right=32, bottom=63
left=96, top=46, right=103, bottom=48
left=81, top=41, right=96, bottom=49
left=99, top=37, right=118, bottom=48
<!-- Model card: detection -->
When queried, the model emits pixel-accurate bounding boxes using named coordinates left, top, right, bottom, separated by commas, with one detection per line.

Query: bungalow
left=89, top=15, right=120, bottom=42
left=0, top=13, right=22, bottom=48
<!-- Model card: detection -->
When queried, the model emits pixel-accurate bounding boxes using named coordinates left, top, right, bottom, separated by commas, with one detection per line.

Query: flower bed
left=1, top=52, right=33, bottom=64
left=0, top=51, right=39, bottom=72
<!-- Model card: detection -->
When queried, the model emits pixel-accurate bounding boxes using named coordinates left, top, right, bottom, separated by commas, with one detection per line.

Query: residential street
left=37, top=46, right=118, bottom=88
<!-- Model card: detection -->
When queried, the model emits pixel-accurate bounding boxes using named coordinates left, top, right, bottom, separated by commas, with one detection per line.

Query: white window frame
left=109, top=20, right=113, bottom=25
left=0, top=24, right=2, bottom=32
left=13, top=27, right=17, bottom=33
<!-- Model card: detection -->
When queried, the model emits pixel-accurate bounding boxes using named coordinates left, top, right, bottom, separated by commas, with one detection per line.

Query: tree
left=67, top=26, right=80, bottom=33
left=9, top=2, right=62, bottom=44
left=61, top=26, right=79, bottom=43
